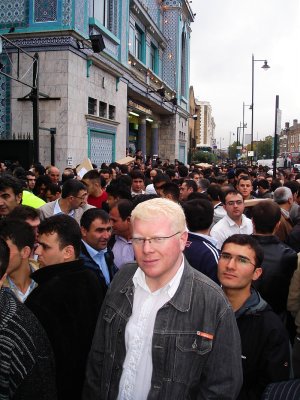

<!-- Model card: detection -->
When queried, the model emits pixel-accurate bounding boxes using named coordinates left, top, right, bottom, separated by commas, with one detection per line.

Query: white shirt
left=210, top=214, right=253, bottom=249
left=53, top=199, right=75, bottom=217
left=117, top=258, right=184, bottom=400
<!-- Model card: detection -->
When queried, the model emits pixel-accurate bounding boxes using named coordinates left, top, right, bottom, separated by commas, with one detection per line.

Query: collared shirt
left=210, top=214, right=253, bottom=249
left=190, top=231, right=219, bottom=248
left=113, top=235, right=135, bottom=269
left=131, top=190, right=145, bottom=197
left=53, top=199, right=75, bottom=218
left=117, top=258, right=184, bottom=400
left=7, top=264, right=37, bottom=303
left=280, top=207, right=290, bottom=219
left=82, top=240, right=110, bottom=285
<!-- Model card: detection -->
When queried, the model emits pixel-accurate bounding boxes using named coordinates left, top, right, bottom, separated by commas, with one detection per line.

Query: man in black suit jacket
left=25, top=214, right=105, bottom=400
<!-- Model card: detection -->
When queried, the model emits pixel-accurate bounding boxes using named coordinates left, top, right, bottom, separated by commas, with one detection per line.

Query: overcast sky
left=190, top=0, right=300, bottom=148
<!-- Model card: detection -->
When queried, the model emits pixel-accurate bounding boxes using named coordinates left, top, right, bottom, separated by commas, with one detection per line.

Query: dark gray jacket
left=82, top=260, right=243, bottom=400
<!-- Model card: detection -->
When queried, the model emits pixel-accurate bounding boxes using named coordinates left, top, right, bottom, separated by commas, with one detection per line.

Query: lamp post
left=242, top=102, right=251, bottom=148
left=251, top=54, right=270, bottom=163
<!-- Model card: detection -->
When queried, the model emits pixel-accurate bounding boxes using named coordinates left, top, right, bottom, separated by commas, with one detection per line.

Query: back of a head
left=106, top=181, right=132, bottom=200
left=0, top=174, right=23, bottom=196
left=0, top=218, right=35, bottom=250
left=153, top=174, right=170, bottom=185
left=38, top=214, right=81, bottom=258
left=273, top=186, right=292, bottom=205
left=284, top=180, right=300, bottom=195
left=82, top=169, right=100, bottom=182
left=252, top=200, right=281, bottom=234
left=0, top=237, right=9, bottom=278
left=131, top=198, right=186, bottom=233
left=61, top=179, right=86, bottom=198
left=161, top=182, right=180, bottom=202
left=115, top=199, right=134, bottom=220
left=178, top=165, right=189, bottom=178
left=183, top=199, right=214, bottom=232
left=9, top=205, right=40, bottom=221
left=198, top=178, right=210, bottom=191
left=207, top=184, right=222, bottom=201
left=257, top=179, right=270, bottom=190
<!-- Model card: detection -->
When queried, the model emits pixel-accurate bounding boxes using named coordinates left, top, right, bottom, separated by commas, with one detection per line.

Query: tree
left=191, top=151, right=218, bottom=163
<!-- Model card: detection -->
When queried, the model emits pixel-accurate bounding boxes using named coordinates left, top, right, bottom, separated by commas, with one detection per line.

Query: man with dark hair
left=252, top=200, right=297, bottom=332
left=207, top=184, right=226, bottom=224
left=26, top=170, right=36, bottom=191
left=39, top=178, right=93, bottom=224
left=9, top=205, right=41, bottom=257
left=106, top=181, right=132, bottom=209
left=285, top=180, right=300, bottom=224
left=183, top=199, right=219, bottom=283
left=160, top=182, right=180, bottom=202
left=45, top=182, right=61, bottom=202
left=0, top=219, right=37, bottom=302
left=0, top=237, right=57, bottom=399
left=130, top=170, right=145, bottom=196
left=25, top=214, right=104, bottom=400
left=179, top=179, right=198, bottom=201
left=80, top=208, right=117, bottom=288
left=236, top=175, right=254, bottom=201
left=0, top=174, right=23, bottom=217
left=257, top=179, right=272, bottom=198
left=218, top=234, right=290, bottom=399
left=109, top=199, right=135, bottom=268
left=152, top=173, right=170, bottom=196
left=210, top=190, right=253, bottom=249
left=82, top=169, right=108, bottom=209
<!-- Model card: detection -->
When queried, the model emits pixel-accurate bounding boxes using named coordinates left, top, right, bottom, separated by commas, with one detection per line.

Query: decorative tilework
left=0, top=56, right=11, bottom=139
left=162, top=9, right=177, bottom=89
left=62, top=0, right=72, bottom=26
left=90, top=130, right=114, bottom=165
left=0, top=0, right=28, bottom=28
left=34, top=0, right=57, bottom=22
left=74, top=0, right=85, bottom=33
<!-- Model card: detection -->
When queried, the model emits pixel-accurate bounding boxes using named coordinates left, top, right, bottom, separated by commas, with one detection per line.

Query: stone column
left=151, top=122, right=159, bottom=156
left=138, top=117, right=146, bottom=158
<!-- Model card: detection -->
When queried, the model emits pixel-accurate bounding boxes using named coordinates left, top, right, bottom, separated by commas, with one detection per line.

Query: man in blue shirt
left=80, top=208, right=117, bottom=289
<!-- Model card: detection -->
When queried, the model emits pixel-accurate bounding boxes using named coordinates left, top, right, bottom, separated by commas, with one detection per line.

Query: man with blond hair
left=83, top=198, right=242, bottom=400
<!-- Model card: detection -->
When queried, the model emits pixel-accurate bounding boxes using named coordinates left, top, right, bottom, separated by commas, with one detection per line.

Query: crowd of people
left=1, top=154, right=300, bottom=399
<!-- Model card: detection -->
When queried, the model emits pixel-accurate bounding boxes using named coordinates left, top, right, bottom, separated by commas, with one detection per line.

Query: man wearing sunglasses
left=218, top=234, right=290, bottom=399
left=83, top=198, right=243, bottom=400
left=211, top=189, right=253, bottom=249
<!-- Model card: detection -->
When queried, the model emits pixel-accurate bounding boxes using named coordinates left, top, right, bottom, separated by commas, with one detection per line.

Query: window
left=135, top=28, right=142, bottom=60
left=109, top=105, right=116, bottom=120
left=150, top=43, right=158, bottom=74
left=99, top=101, right=107, bottom=118
left=180, top=31, right=187, bottom=98
left=89, top=0, right=113, bottom=31
left=88, top=97, right=97, bottom=115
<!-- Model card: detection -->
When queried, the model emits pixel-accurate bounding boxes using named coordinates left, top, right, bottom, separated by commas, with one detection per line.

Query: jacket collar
left=252, top=234, right=280, bottom=244
left=119, top=258, right=194, bottom=313
left=31, top=259, right=84, bottom=284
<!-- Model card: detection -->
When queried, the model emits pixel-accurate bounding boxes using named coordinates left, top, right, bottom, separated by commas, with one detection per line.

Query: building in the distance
left=194, top=100, right=215, bottom=147
left=0, top=0, right=194, bottom=170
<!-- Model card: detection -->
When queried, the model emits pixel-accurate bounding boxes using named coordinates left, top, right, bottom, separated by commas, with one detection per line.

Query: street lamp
left=242, top=102, right=251, bottom=147
left=250, top=54, right=270, bottom=162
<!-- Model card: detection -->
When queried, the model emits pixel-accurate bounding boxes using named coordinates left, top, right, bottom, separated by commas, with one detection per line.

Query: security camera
left=192, top=114, right=197, bottom=120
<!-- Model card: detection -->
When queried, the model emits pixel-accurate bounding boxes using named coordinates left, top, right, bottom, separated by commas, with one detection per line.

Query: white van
left=257, top=158, right=284, bottom=168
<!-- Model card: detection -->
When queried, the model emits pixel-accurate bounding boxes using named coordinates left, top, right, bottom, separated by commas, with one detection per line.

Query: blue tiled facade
left=0, top=0, right=194, bottom=163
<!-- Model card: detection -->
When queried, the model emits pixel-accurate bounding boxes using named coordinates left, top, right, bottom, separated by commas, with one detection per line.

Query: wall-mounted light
left=146, top=117, right=153, bottom=122
left=129, top=111, right=139, bottom=117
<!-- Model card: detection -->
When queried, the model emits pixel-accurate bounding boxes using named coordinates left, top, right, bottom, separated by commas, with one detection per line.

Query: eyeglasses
left=219, top=252, right=256, bottom=268
left=73, top=194, right=88, bottom=201
left=132, top=231, right=181, bottom=246
left=226, top=200, right=243, bottom=206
